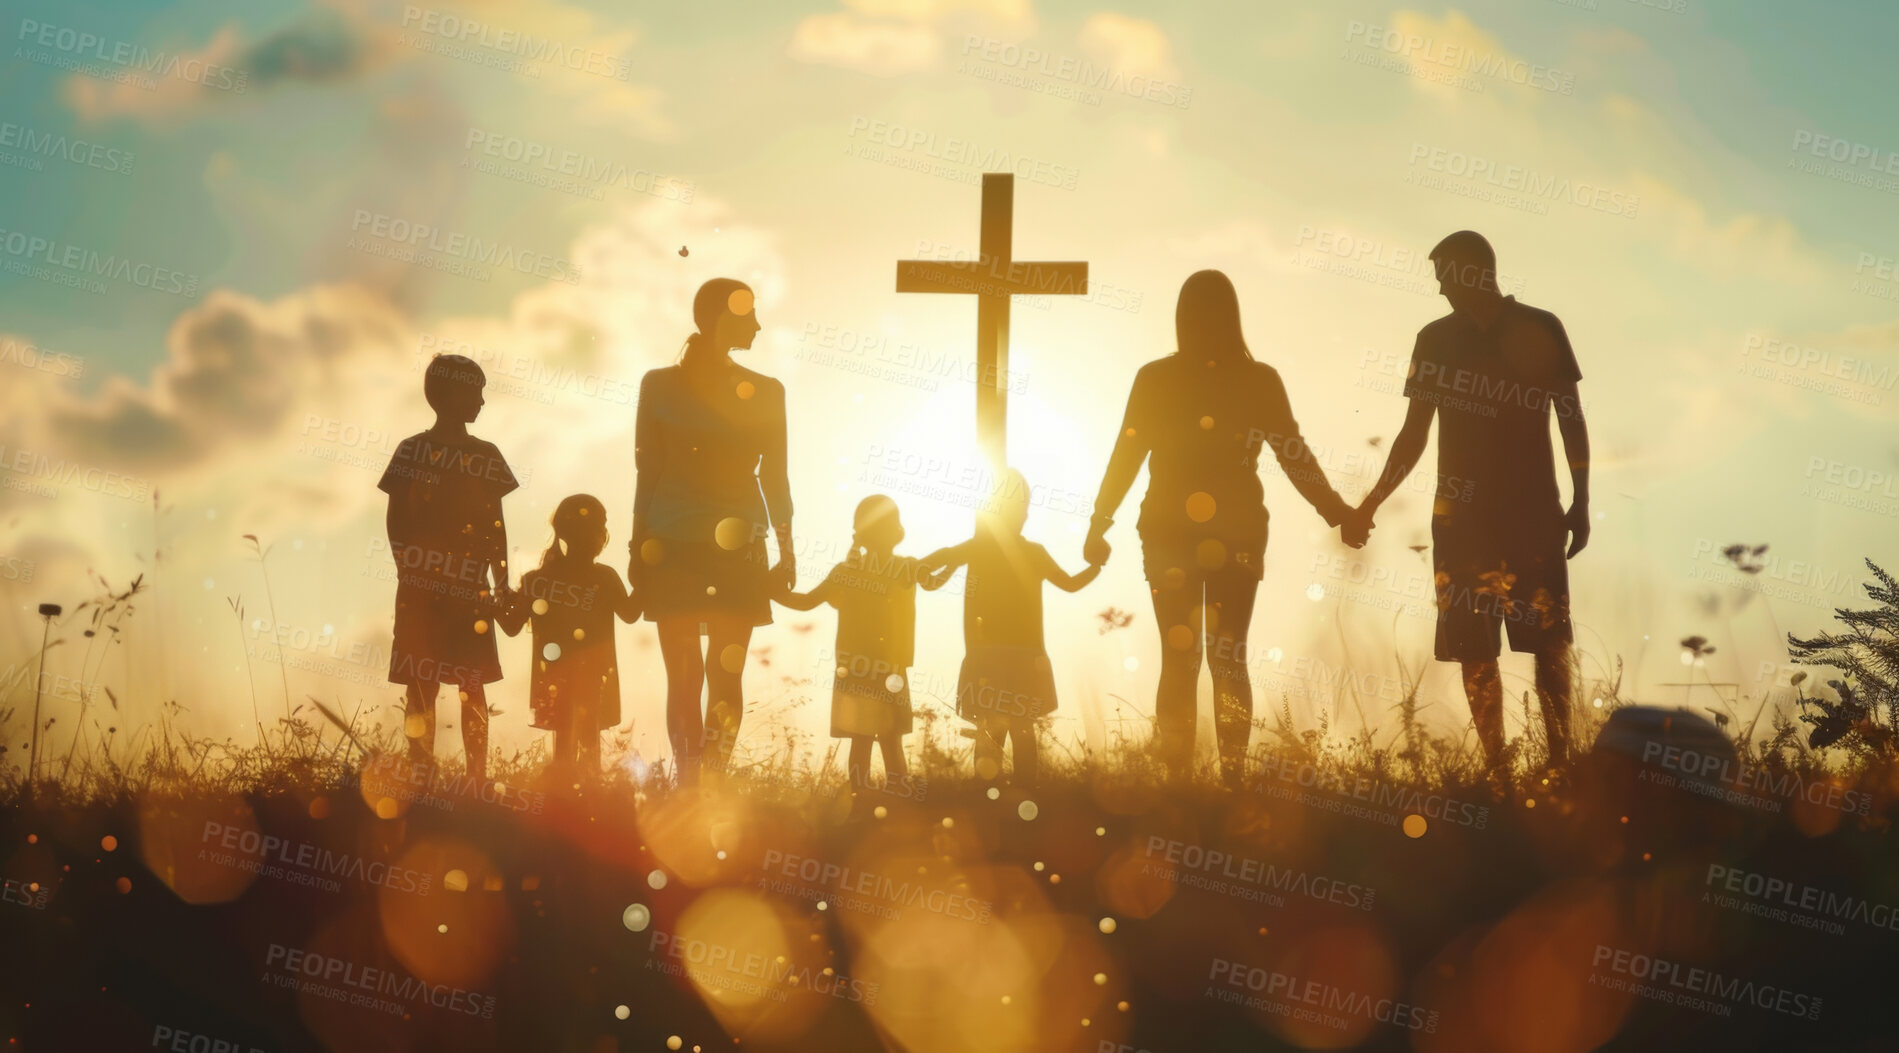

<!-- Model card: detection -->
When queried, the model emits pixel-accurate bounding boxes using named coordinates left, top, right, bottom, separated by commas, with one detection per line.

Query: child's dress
left=819, top=553, right=919, bottom=738
left=943, top=529, right=1061, bottom=723
left=506, top=562, right=627, bottom=733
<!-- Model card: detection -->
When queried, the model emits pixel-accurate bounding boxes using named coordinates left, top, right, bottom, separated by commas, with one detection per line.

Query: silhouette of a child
left=779, top=496, right=948, bottom=814
left=499, top=495, right=639, bottom=783
left=379, top=354, right=517, bottom=782
left=925, top=469, right=1100, bottom=786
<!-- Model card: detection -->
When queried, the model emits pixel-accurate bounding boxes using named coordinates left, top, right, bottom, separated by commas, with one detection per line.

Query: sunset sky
left=3, top=0, right=1896, bottom=769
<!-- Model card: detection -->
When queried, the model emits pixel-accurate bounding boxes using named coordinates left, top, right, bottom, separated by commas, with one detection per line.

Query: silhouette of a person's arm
left=918, top=562, right=954, bottom=591
left=1085, top=377, right=1154, bottom=565
left=629, top=373, right=658, bottom=589
left=496, top=575, right=529, bottom=637
left=1555, top=380, right=1590, bottom=557
left=921, top=541, right=972, bottom=577
left=777, top=567, right=840, bottom=612
left=1259, top=370, right=1352, bottom=529
left=1357, top=397, right=1437, bottom=543
left=760, top=381, right=797, bottom=590
left=604, top=566, right=641, bottom=623
left=1039, top=546, right=1101, bottom=593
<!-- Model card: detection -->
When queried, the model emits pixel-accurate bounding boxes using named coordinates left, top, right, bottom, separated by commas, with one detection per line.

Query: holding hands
left=1339, top=500, right=1375, bottom=549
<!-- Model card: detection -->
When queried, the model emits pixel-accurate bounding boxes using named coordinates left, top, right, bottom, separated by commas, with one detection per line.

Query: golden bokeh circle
left=714, top=517, right=751, bottom=551
left=727, top=288, right=755, bottom=316
left=1184, top=492, right=1217, bottom=523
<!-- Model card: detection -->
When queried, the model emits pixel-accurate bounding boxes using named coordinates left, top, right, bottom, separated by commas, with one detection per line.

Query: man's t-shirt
left=378, top=430, right=518, bottom=598
left=1403, top=296, right=1581, bottom=526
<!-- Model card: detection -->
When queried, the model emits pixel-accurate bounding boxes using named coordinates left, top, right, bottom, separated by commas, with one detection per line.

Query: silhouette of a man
left=1354, top=232, right=1590, bottom=768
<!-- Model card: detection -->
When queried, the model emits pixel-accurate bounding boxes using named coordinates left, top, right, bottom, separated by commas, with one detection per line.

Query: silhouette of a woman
left=630, top=278, right=795, bottom=782
left=1085, top=270, right=1355, bottom=786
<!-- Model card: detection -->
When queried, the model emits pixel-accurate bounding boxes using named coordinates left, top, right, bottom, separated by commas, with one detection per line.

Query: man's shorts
left=1430, top=503, right=1573, bottom=662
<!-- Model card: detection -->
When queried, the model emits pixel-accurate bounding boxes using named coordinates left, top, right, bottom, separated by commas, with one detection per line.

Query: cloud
left=63, top=9, right=386, bottom=123
left=41, top=285, right=410, bottom=473
left=788, top=12, right=942, bottom=76
left=1078, top=13, right=1178, bottom=80
left=788, top=0, right=1033, bottom=76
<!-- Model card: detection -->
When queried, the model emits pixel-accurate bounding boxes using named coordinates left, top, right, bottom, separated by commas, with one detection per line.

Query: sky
left=1, top=0, right=1896, bottom=771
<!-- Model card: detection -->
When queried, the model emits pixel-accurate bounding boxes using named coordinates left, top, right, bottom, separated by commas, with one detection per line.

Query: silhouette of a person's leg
left=403, top=682, right=436, bottom=767
left=847, top=734, right=874, bottom=811
left=1534, top=646, right=1574, bottom=766
left=1460, top=659, right=1506, bottom=769
left=877, top=732, right=906, bottom=779
left=657, top=620, right=706, bottom=783
left=703, top=615, right=753, bottom=774
left=1009, top=718, right=1038, bottom=786
left=1205, top=576, right=1261, bottom=787
left=461, top=683, right=489, bottom=782
left=577, top=691, right=602, bottom=781
left=1150, top=584, right=1204, bottom=779
left=973, top=716, right=1008, bottom=782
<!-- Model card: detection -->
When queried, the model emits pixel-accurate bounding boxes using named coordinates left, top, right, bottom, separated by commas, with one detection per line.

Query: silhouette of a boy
left=379, top=354, right=519, bottom=782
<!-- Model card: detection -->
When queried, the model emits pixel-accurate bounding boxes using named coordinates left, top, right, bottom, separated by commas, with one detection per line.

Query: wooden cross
left=895, top=173, right=1088, bottom=465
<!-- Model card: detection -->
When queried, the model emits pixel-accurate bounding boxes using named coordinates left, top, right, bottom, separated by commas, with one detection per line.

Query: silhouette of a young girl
left=1085, top=270, right=1355, bottom=786
left=778, top=495, right=948, bottom=813
left=927, top=469, right=1100, bottom=786
left=630, top=279, right=795, bottom=782
left=500, top=494, right=638, bottom=783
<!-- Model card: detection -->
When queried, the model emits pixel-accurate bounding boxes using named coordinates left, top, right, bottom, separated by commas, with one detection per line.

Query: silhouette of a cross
left=895, top=173, right=1088, bottom=465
